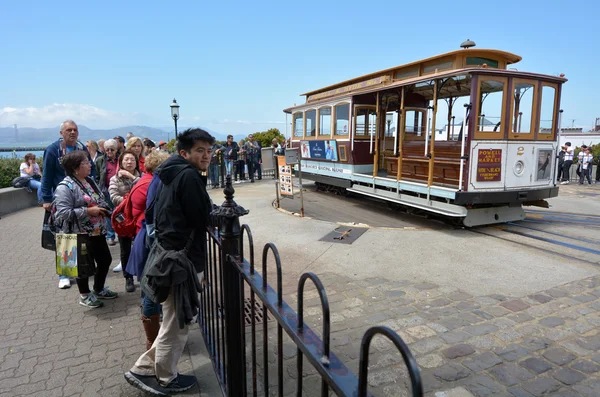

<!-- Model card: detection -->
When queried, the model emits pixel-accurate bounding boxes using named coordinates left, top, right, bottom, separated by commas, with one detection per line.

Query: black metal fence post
left=220, top=153, right=226, bottom=188
left=211, top=175, right=249, bottom=396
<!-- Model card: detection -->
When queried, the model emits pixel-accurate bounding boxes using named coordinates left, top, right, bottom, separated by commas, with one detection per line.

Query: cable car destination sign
left=476, top=149, right=502, bottom=182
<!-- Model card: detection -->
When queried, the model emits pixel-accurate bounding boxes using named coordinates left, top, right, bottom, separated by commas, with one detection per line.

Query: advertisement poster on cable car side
left=476, top=149, right=502, bottom=182
left=300, top=140, right=338, bottom=161
left=277, top=156, right=293, bottom=197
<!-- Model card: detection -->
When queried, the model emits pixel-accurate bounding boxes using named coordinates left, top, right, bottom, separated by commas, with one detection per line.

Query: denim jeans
left=209, top=164, right=220, bottom=187
left=105, top=218, right=115, bottom=240
left=28, top=179, right=43, bottom=202
left=225, top=160, right=235, bottom=176
left=142, top=295, right=162, bottom=317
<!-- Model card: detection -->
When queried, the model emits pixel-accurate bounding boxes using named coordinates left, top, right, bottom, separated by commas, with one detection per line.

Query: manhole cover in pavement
left=319, top=226, right=368, bottom=244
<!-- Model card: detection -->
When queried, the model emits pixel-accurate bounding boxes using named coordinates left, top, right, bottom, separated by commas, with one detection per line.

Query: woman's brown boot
left=141, top=314, right=161, bottom=350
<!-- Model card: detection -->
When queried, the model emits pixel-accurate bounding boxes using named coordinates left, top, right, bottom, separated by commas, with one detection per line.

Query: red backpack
left=111, top=179, right=150, bottom=238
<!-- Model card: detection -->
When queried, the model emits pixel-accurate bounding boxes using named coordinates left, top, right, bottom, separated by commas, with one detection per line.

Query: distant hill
left=0, top=125, right=254, bottom=147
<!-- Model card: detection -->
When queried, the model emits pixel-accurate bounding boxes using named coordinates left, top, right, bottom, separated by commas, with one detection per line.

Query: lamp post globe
left=170, top=98, right=180, bottom=137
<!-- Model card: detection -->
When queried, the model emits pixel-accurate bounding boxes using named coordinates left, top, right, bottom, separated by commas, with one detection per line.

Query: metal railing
left=199, top=175, right=423, bottom=396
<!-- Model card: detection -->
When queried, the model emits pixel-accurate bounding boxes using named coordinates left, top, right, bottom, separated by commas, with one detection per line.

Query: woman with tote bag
left=53, top=151, right=118, bottom=308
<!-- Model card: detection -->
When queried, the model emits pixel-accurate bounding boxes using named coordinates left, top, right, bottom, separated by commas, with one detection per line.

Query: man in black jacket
left=125, top=128, right=214, bottom=395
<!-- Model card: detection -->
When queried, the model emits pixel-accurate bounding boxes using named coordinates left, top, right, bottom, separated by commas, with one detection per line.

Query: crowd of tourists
left=35, top=120, right=287, bottom=395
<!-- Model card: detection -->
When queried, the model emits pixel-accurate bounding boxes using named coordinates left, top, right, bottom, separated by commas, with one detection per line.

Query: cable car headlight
left=514, top=160, right=525, bottom=176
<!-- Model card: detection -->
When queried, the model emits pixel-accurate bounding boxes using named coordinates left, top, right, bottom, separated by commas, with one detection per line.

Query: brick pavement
left=2, top=205, right=600, bottom=396
left=0, top=208, right=206, bottom=397
left=282, top=273, right=600, bottom=396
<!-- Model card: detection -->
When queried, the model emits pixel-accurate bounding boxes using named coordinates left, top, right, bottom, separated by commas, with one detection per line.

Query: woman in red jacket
left=129, top=150, right=170, bottom=234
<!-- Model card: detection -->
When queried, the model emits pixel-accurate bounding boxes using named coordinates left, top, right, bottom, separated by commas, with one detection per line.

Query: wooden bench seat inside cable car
left=384, top=142, right=462, bottom=185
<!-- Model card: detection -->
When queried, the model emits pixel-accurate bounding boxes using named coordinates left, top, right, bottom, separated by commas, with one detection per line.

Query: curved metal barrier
left=199, top=175, right=423, bottom=396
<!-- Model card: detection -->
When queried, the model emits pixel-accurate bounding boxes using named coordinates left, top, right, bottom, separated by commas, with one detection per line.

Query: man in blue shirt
left=41, top=120, right=95, bottom=289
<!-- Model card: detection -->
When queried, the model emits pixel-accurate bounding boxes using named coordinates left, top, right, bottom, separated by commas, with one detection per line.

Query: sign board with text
left=277, top=156, right=293, bottom=197
left=476, top=149, right=502, bottom=182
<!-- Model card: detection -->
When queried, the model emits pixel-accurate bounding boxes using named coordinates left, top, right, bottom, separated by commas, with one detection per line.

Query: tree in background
left=166, top=138, right=176, bottom=153
left=252, top=128, right=285, bottom=148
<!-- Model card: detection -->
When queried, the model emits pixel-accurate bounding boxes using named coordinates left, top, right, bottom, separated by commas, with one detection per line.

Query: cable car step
left=347, top=185, right=466, bottom=218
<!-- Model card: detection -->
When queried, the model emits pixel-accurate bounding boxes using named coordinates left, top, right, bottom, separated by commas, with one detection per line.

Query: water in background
left=0, top=150, right=45, bottom=159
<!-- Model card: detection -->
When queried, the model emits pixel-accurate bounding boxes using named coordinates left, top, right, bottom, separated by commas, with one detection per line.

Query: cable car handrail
left=459, top=103, right=471, bottom=191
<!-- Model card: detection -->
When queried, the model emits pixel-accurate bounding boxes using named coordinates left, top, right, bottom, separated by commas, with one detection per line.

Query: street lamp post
left=170, top=98, right=180, bottom=142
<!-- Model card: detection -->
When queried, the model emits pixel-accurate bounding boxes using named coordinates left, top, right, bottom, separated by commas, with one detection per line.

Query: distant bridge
left=0, top=146, right=46, bottom=152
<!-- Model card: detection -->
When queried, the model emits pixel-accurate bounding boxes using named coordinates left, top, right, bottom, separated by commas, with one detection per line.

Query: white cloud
left=0, top=103, right=140, bottom=129
left=0, top=104, right=289, bottom=131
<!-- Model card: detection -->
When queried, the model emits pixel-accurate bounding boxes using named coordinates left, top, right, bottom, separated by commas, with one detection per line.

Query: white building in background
left=550, top=128, right=600, bottom=148
left=436, top=118, right=496, bottom=141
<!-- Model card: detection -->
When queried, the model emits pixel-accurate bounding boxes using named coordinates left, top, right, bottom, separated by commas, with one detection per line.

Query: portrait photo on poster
left=300, top=140, right=338, bottom=161
left=536, top=149, right=553, bottom=181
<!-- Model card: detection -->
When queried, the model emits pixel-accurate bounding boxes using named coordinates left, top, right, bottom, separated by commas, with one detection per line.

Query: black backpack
left=12, top=176, right=31, bottom=188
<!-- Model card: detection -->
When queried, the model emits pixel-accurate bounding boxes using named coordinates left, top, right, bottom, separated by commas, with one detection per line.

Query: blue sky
left=1, top=0, right=598, bottom=135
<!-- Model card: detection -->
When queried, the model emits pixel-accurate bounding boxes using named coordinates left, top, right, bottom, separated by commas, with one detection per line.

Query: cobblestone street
left=1, top=190, right=600, bottom=396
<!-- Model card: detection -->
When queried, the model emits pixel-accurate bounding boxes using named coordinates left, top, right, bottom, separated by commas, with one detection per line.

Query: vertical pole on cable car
left=556, top=109, right=564, bottom=184
left=373, top=92, right=380, bottom=178
left=275, top=151, right=280, bottom=208
left=459, top=103, right=470, bottom=191
left=298, top=158, right=304, bottom=217
left=428, top=79, right=438, bottom=187
left=397, top=87, right=405, bottom=182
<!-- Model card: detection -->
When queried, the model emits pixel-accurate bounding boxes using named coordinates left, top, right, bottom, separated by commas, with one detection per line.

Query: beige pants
left=131, top=288, right=189, bottom=385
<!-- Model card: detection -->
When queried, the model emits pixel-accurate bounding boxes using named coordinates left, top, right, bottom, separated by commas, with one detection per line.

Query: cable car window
left=354, top=108, right=376, bottom=139
left=475, top=78, right=506, bottom=139
left=539, top=85, right=556, bottom=135
left=318, top=107, right=332, bottom=136
left=466, top=57, right=499, bottom=68
left=404, top=109, right=426, bottom=141
left=305, top=110, right=316, bottom=137
left=334, top=103, right=349, bottom=136
left=293, top=113, right=303, bottom=137
left=511, top=81, right=535, bottom=135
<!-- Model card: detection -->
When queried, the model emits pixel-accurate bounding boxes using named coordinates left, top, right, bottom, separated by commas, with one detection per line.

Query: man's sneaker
left=107, top=238, right=116, bottom=246
left=560, top=181, right=569, bottom=185
left=158, top=373, right=197, bottom=393
left=124, top=372, right=166, bottom=396
left=126, top=277, right=136, bottom=293
left=79, top=294, right=104, bottom=308
left=58, top=278, right=71, bottom=289
left=112, top=262, right=122, bottom=272
left=94, top=287, right=118, bottom=299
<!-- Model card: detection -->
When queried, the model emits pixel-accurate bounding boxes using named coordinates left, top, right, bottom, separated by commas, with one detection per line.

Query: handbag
left=55, top=233, right=96, bottom=278
left=41, top=211, right=56, bottom=251
left=54, top=213, right=95, bottom=278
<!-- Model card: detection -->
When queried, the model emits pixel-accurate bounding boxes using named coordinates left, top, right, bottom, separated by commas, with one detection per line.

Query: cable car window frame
left=537, top=82, right=558, bottom=141
left=304, top=109, right=317, bottom=140
left=473, top=76, right=508, bottom=140
left=293, top=112, right=304, bottom=138
left=353, top=106, right=377, bottom=140
left=508, top=78, right=538, bottom=140
left=317, top=106, right=333, bottom=138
